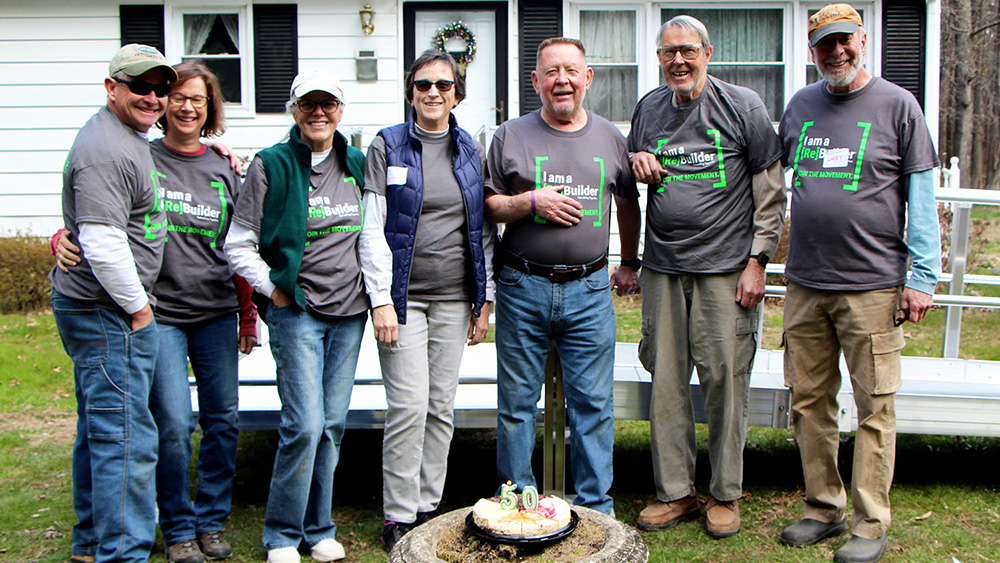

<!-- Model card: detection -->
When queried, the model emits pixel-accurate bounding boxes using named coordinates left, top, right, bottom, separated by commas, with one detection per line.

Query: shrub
left=0, top=234, right=55, bottom=313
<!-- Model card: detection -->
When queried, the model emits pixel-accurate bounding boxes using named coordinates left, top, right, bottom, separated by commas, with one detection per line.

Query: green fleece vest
left=256, top=126, right=366, bottom=309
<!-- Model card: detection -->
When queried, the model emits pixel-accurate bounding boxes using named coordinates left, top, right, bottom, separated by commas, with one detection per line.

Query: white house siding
left=0, top=0, right=407, bottom=235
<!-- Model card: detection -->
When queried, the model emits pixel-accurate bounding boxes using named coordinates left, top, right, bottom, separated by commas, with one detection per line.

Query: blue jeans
left=151, top=314, right=239, bottom=544
left=53, top=291, right=159, bottom=563
left=262, top=306, right=366, bottom=550
left=495, top=266, right=616, bottom=514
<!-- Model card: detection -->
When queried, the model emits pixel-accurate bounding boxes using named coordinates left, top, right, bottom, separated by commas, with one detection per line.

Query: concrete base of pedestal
left=389, top=505, right=648, bottom=563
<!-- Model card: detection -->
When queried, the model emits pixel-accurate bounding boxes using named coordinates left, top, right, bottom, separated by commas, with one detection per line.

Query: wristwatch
left=620, top=258, right=642, bottom=270
left=751, top=253, right=769, bottom=267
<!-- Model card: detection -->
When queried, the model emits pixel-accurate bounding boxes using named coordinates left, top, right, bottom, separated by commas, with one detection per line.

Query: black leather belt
left=504, top=254, right=608, bottom=284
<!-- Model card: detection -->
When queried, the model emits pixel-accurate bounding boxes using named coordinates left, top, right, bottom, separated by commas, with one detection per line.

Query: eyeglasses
left=894, top=309, right=908, bottom=327
left=656, top=43, right=704, bottom=61
left=112, top=76, right=172, bottom=98
left=295, top=99, right=343, bottom=113
left=413, top=79, right=455, bottom=93
left=167, top=93, right=210, bottom=108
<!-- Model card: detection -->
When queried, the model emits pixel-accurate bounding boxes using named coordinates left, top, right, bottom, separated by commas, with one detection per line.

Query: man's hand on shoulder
left=131, top=304, right=153, bottom=330
left=631, top=151, right=666, bottom=186
left=901, top=287, right=934, bottom=323
left=735, top=258, right=766, bottom=308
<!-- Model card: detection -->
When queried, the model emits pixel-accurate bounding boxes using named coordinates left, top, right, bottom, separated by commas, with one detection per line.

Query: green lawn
left=1, top=311, right=999, bottom=562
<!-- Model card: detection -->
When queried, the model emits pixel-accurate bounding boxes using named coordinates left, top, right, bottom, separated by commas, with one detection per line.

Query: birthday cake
left=471, top=490, right=573, bottom=537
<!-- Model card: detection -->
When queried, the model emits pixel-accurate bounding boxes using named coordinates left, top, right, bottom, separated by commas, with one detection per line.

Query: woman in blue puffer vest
left=363, top=50, right=494, bottom=552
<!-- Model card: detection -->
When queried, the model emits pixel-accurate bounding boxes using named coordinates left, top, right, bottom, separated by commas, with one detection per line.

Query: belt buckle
left=549, top=264, right=583, bottom=280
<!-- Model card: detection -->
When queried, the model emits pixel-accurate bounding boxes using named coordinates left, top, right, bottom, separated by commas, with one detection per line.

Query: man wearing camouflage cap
left=50, top=43, right=175, bottom=563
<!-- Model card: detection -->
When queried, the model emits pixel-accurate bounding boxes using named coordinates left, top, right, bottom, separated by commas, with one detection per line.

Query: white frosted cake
left=471, top=495, right=573, bottom=537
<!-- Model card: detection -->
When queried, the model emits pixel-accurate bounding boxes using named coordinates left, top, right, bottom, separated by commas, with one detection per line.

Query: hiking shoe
left=166, top=540, right=207, bottom=563
left=310, top=538, right=345, bottom=562
left=197, top=531, right=232, bottom=560
left=779, top=517, right=849, bottom=547
left=705, top=497, right=741, bottom=539
left=380, top=522, right=413, bottom=553
left=266, top=546, right=300, bottom=563
left=415, top=510, right=438, bottom=526
left=70, top=556, right=95, bottom=563
left=636, top=493, right=701, bottom=531
left=834, top=534, right=888, bottom=563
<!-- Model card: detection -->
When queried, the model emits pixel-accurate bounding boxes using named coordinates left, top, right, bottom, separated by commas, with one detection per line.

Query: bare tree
left=940, top=0, right=1000, bottom=190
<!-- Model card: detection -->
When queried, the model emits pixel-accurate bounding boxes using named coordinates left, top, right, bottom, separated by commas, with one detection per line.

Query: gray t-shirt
left=779, top=77, right=939, bottom=291
left=485, top=110, right=638, bottom=266
left=627, top=76, right=783, bottom=274
left=365, top=130, right=487, bottom=301
left=236, top=153, right=368, bottom=318
left=149, top=139, right=241, bottom=325
left=50, top=105, right=167, bottom=310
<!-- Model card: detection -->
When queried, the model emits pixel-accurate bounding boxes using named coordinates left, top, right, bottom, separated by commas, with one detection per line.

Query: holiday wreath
left=433, top=21, right=477, bottom=65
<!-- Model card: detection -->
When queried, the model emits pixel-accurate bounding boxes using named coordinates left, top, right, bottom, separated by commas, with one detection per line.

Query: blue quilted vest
left=377, top=115, right=487, bottom=324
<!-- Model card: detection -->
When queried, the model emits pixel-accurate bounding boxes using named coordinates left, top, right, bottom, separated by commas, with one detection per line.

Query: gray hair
left=657, top=15, right=712, bottom=49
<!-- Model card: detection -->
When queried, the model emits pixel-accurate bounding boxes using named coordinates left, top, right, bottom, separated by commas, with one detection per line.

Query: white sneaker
left=310, top=538, right=345, bottom=562
left=267, top=546, right=300, bottom=563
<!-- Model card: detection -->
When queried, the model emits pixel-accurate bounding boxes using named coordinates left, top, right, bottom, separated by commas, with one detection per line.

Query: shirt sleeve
left=358, top=189, right=394, bottom=308
left=750, top=160, right=787, bottom=258
left=78, top=222, right=149, bottom=314
left=223, top=221, right=276, bottom=299
left=904, top=169, right=941, bottom=294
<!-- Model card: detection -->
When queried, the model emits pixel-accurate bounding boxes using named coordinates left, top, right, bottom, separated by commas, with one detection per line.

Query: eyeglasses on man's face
left=656, top=43, right=704, bottom=61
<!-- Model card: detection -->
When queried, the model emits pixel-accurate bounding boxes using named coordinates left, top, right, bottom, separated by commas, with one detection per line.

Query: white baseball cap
left=290, top=70, right=345, bottom=101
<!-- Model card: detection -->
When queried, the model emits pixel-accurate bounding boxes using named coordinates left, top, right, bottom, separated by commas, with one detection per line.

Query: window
left=579, top=10, right=638, bottom=122
left=661, top=8, right=785, bottom=121
left=181, top=13, right=243, bottom=104
left=120, top=4, right=297, bottom=114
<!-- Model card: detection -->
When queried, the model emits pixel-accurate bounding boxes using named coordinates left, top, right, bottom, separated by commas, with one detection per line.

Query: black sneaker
left=415, top=510, right=438, bottom=526
left=380, top=522, right=413, bottom=553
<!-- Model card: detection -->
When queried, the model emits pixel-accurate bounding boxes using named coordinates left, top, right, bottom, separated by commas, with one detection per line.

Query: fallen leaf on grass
left=43, top=527, right=63, bottom=539
left=913, top=511, right=933, bottom=521
left=9, top=379, right=19, bottom=386
left=952, top=557, right=963, bottom=563
left=52, top=366, right=61, bottom=373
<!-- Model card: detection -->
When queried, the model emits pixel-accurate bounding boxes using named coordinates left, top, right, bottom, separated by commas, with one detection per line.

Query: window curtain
left=580, top=10, right=637, bottom=121
left=221, top=14, right=239, bottom=53
left=184, top=14, right=214, bottom=55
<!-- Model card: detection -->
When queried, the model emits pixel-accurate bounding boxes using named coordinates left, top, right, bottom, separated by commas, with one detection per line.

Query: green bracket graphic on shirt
left=707, top=129, right=727, bottom=188
left=211, top=181, right=226, bottom=249
left=144, top=170, right=168, bottom=240
left=791, top=121, right=814, bottom=187
left=533, top=155, right=604, bottom=226
left=534, top=156, right=549, bottom=224
left=655, top=139, right=670, bottom=192
left=843, top=122, right=870, bottom=192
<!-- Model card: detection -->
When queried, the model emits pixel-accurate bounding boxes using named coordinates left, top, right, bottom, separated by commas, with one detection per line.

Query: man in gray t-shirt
left=629, top=16, right=785, bottom=539
left=484, top=37, right=641, bottom=516
left=777, top=6, right=940, bottom=562
left=49, top=44, right=175, bottom=563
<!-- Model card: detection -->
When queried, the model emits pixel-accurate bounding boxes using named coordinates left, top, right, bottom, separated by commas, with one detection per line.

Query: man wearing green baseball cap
left=51, top=43, right=175, bottom=563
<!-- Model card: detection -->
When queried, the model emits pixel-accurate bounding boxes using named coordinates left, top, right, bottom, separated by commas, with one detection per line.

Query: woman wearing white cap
left=225, top=70, right=396, bottom=563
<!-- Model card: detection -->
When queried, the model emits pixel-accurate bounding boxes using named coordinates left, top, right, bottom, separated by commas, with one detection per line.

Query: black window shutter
left=882, top=0, right=925, bottom=108
left=119, top=5, right=165, bottom=54
left=254, top=4, right=298, bottom=113
left=518, top=0, right=562, bottom=116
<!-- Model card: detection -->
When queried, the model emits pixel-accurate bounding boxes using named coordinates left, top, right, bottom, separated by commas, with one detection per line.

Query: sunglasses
left=113, top=76, right=172, bottom=98
left=413, top=79, right=455, bottom=93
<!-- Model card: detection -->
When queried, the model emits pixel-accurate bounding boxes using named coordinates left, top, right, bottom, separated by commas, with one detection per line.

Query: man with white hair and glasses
left=628, top=15, right=786, bottom=539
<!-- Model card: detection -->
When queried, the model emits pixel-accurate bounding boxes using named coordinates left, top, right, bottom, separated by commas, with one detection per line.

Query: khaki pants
left=783, top=282, right=905, bottom=539
left=639, top=269, right=760, bottom=502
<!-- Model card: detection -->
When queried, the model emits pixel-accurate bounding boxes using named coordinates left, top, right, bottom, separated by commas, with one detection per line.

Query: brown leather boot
left=637, top=493, right=701, bottom=531
left=705, top=496, right=741, bottom=539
